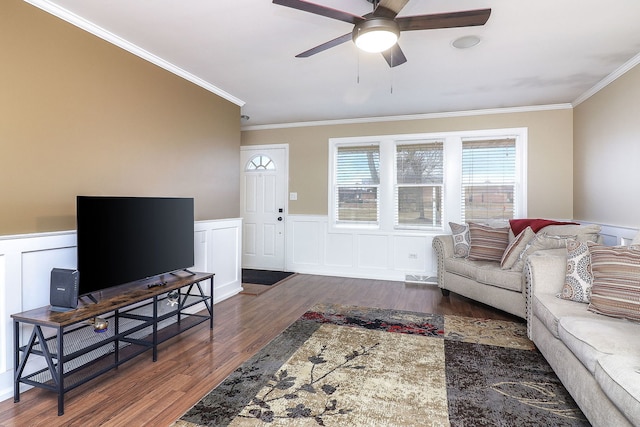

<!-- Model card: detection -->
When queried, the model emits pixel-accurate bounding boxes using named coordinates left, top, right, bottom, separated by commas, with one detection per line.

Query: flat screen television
left=76, top=196, right=195, bottom=296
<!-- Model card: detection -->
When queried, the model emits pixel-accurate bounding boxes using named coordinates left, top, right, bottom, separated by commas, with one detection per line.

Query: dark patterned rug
left=172, top=303, right=589, bottom=426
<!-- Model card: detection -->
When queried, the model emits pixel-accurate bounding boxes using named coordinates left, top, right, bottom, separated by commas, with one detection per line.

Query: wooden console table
left=12, top=271, right=214, bottom=416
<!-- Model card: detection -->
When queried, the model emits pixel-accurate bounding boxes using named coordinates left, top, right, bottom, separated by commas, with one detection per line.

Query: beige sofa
left=434, top=221, right=639, bottom=426
left=432, top=223, right=602, bottom=320
left=525, top=249, right=640, bottom=427
left=432, top=233, right=526, bottom=318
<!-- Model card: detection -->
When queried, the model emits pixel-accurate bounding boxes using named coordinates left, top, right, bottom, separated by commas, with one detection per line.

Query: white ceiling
left=28, top=0, right=640, bottom=127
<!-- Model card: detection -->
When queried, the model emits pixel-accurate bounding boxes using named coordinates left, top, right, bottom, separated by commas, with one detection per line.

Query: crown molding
left=241, top=104, right=573, bottom=131
left=25, top=0, right=245, bottom=107
left=573, top=51, right=640, bottom=107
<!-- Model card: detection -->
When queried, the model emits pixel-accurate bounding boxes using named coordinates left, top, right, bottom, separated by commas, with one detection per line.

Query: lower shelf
left=19, top=313, right=211, bottom=393
left=21, top=340, right=151, bottom=392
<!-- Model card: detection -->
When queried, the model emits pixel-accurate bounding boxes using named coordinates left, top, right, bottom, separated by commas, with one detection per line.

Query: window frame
left=330, top=140, right=382, bottom=229
left=329, top=128, right=527, bottom=232
left=460, top=137, right=518, bottom=223
left=394, top=140, right=445, bottom=230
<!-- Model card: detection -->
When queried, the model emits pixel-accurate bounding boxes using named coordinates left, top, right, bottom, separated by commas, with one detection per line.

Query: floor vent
left=405, top=274, right=438, bottom=284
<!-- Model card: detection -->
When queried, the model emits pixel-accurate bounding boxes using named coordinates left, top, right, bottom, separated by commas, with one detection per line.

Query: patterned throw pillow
left=467, top=223, right=510, bottom=263
left=588, top=243, right=640, bottom=322
left=501, top=226, right=535, bottom=269
left=558, top=240, right=592, bottom=303
left=449, top=222, right=470, bottom=258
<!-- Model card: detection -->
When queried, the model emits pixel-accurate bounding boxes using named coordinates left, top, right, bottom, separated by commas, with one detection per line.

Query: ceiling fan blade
left=381, top=44, right=407, bottom=67
left=373, top=0, right=409, bottom=19
left=295, top=33, right=353, bottom=58
left=397, top=8, right=491, bottom=31
left=273, top=0, right=365, bottom=25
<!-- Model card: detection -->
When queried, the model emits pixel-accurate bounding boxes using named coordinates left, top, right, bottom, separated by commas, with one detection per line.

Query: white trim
left=573, top=52, right=640, bottom=106
left=24, top=0, right=245, bottom=107
left=241, top=104, right=572, bottom=131
left=328, top=128, right=528, bottom=231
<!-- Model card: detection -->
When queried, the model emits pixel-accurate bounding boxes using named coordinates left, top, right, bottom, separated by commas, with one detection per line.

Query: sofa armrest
left=523, top=249, right=567, bottom=337
left=432, top=235, right=454, bottom=289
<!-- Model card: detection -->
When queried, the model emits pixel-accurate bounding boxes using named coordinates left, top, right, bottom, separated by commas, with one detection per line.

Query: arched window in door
left=246, top=154, right=276, bottom=171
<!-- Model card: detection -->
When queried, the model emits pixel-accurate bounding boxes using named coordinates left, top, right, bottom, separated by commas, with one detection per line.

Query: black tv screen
left=77, top=196, right=195, bottom=296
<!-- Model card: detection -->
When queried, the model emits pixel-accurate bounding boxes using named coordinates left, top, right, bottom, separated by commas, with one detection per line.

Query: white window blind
left=395, top=141, right=444, bottom=228
left=461, top=138, right=516, bottom=223
left=335, top=145, right=380, bottom=224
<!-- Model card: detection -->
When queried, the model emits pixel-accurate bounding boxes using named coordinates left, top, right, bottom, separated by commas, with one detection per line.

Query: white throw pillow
left=511, top=233, right=571, bottom=271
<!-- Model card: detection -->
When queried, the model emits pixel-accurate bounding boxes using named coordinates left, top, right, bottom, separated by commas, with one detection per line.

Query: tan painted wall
left=242, top=109, right=574, bottom=219
left=574, top=64, right=640, bottom=228
left=0, top=0, right=240, bottom=236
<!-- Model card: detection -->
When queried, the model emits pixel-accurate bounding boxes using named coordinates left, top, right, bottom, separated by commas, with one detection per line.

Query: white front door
left=240, top=145, right=288, bottom=271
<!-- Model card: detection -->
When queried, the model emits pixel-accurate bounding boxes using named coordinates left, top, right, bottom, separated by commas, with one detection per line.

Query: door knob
left=277, top=217, right=283, bottom=221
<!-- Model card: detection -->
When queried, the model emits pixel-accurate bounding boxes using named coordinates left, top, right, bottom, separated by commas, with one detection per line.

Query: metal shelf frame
left=12, top=272, right=214, bottom=416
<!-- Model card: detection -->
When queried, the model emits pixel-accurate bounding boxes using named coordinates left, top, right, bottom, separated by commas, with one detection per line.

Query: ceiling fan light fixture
left=353, top=18, right=400, bottom=53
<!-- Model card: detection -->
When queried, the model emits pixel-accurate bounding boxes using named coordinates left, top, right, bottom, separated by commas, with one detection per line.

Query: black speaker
left=50, top=268, right=79, bottom=312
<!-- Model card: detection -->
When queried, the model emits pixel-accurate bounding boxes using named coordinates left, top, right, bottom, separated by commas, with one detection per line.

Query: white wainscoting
left=581, top=221, right=639, bottom=246
left=0, top=218, right=242, bottom=403
left=285, top=215, right=438, bottom=281
left=284, top=216, right=639, bottom=281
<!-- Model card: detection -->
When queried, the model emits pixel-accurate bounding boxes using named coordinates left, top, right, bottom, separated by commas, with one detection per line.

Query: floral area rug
left=172, top=303, right=589, bottom=426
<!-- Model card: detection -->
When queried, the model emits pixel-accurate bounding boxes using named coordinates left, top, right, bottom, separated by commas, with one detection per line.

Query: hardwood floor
left=0, top=274, right=521, bottom=427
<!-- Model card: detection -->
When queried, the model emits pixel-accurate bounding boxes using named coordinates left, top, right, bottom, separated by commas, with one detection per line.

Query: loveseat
left=432, top=221, right=601, bottom=319
left=525, top=244, right=640, bottom=426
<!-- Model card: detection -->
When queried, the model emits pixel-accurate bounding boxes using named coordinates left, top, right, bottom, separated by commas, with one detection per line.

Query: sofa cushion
left=476, top=265, right=522, bottom=292
left=588, top=244, right=640, bottom=322
left=595, top=354, right=640, bottom=426
left=443, top=257, right=522, bottom=292
left=449, top=222, right=471, bottom=258
left=444, top=256, right=477, bottom=280
left=532, top=293, right=600, bottom=338
left=557, top=316, right=640, bottom=374
left=467, top=223, right=510, bottom=262
left=501, top=226, right=535, bottom=269
left=558, top=239, right=593, bottom=303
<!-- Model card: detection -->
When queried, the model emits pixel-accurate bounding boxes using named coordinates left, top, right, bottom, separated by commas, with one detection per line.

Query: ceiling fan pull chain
left=357, top=48, right=361, bottom=84
left=390, top=52, right=393, bottom=94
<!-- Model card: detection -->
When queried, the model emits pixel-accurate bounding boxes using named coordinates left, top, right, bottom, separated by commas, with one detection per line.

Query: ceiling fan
left=273, top=0, right=491, bottom=67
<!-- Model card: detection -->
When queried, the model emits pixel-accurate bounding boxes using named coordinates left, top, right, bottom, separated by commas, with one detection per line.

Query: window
left=462, top=139, right=516, bottom=222
left=334, top=145, right=380, bottom=224
left=246, top=155, right=276, bottom=171
left=395, top=141, right=444, bottom=228
left=329, top=128, right=526, bottom=231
